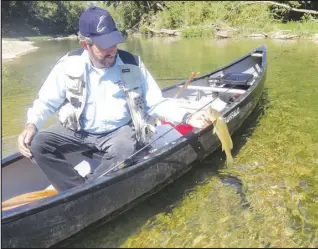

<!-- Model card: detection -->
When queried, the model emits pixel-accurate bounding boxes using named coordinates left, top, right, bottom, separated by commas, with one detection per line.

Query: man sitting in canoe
left=17, top=6, right=210, bottom=193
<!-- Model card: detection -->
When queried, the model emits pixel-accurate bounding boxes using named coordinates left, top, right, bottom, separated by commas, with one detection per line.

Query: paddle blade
left=2, top=189, right=58, bottom=210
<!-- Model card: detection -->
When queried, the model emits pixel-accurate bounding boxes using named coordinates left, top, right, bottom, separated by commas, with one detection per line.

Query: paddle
left=174, top=71, right=200, bottom=98
left=2, top=189, right=58, bottom=211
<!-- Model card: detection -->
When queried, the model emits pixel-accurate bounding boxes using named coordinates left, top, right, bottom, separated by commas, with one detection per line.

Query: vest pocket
left=59, top=103, right=78, bottom=131
left=65, top=76, right=83, bottom=95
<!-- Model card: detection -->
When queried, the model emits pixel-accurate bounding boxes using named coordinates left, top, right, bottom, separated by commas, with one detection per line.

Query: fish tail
left=225, top=150, right=234, bottom=167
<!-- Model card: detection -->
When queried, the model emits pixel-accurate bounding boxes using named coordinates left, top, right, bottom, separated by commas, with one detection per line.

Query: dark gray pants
left=29, top=122, right=137, bottom=192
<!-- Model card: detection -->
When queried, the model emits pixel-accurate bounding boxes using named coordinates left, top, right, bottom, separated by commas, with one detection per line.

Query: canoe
left=1, top=45, right=267, bottom=248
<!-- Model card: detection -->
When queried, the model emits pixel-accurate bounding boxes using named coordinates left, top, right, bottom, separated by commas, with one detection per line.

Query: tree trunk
left=233, top=1, right=318, bottom=15
left=146, top=27, right=181, bottom=36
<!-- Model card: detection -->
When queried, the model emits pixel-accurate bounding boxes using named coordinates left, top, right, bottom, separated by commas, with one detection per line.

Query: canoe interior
left=1, top=49, right=264, bottom=205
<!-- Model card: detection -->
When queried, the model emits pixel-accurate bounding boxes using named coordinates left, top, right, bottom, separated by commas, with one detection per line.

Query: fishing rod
left=97, top=82, right=239, bottom=178
left=156, top=78, right=187, bottom=81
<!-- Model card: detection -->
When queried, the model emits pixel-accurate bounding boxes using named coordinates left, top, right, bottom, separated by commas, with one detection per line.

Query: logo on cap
left=96, top=15, right=107, bottom=33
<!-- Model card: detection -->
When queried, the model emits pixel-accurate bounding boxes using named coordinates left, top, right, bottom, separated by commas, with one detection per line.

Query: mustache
left=103, top=52, right=117, bottom=60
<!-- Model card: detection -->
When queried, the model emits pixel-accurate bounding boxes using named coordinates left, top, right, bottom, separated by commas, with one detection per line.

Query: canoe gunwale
left=1, top=152, right=23, bottom=168
left=1, top=130, right=197, bottom=221
left=163, top=45, right=266, bottom=92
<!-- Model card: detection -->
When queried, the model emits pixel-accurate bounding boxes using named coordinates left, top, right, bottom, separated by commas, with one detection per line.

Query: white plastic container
left=150, top=124, right=183, bottom=150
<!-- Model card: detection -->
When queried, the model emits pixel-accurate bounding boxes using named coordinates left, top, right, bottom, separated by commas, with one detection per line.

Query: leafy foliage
left=2, top=1, right=86, bottom=37
left=103, top=1, right=166, bottom=31
left=2, top=1, right=317, bottom=37
left=269, top=1, right=318, bottom=22
left=104, top=1, right=317, bottom=30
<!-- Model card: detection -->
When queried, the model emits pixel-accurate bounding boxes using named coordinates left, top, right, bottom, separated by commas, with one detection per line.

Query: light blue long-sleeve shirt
left=26, top=49, right=189, bottom=134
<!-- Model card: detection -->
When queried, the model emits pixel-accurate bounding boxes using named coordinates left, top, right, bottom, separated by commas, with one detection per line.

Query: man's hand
left=186, top=110, right=212, bottom=129
left=18, top=123, right=37, bottom=158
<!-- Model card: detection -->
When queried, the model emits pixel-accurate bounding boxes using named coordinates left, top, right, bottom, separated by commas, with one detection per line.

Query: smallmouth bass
left=207, top=106, right=234, bottom=167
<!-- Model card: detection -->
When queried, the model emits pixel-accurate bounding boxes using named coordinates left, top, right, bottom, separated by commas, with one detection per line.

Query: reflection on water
left=2, top=37, right=318, bottom=248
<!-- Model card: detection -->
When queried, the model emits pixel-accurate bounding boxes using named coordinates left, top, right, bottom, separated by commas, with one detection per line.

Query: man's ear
left=79, top=40, right=89, bottom=50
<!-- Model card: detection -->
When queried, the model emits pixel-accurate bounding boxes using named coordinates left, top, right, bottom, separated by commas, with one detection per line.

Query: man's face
left=84, top=42, right=118, bottom=68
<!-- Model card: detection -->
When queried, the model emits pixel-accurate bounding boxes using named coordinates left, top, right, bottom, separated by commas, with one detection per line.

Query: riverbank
left=135, top=23, right=318, bottom=40
left=2, top=29, right=317, bottom=61
left=133, top=29, right=318, bottom=40
left=2, top=35, right=77, bottom=61
left=2, top=40, right=39, bottom=60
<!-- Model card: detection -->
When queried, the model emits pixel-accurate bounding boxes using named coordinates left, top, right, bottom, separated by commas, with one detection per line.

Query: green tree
left=2, top=1, right=86, bottom=37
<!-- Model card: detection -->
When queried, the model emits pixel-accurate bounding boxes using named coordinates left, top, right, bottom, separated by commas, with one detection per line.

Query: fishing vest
left=57, top=48, right=157, bottom=145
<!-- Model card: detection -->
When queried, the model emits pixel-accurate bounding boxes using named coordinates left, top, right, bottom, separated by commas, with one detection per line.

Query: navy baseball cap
left=79, top=6, right=124, bottom=49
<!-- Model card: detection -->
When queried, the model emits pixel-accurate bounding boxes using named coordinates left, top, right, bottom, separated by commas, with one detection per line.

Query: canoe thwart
left=177, top=85, right=246, bottom=94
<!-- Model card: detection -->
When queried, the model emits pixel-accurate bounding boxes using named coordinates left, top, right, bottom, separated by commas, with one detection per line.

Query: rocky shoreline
left=138, top=26, right=318, bottom=40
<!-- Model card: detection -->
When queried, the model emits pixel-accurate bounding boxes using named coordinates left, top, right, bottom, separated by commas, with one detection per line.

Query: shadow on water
left=215, top=88, right=269, bottom=209
left=55, top=90, right=269, bottom=248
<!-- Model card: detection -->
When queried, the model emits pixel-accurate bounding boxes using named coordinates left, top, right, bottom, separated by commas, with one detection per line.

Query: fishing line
left=156, top=78, right=187, bottom=81
left=98, top=82, right=239, bottom=178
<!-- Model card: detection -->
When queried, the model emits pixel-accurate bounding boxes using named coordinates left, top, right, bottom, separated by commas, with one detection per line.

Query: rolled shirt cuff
left=25, top=118, right=42, bottom=131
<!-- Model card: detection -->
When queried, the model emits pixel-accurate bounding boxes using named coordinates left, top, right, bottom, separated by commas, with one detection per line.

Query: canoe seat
left=208, top=73, right=254, bottom=88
